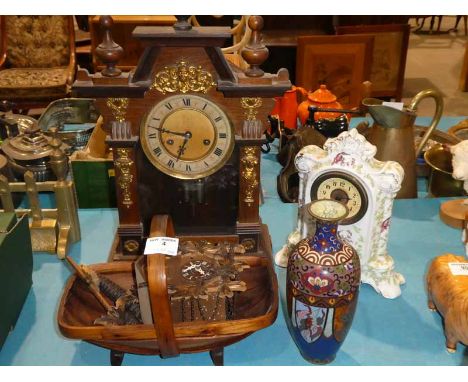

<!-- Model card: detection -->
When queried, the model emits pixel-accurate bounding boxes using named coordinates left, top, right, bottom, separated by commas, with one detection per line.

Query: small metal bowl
left=38, top=98, right=99, bottom=154
left=424, top=144, right=465, bottom=197
left=414, top=126, right=461, bottom=178
left=52, top=124, right=95, bottom=154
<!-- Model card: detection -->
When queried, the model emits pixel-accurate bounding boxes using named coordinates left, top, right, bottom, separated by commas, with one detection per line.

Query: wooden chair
left=449, top=16, right=468, bottom=36
left=0, top=16, right=76, bottom=112
left=189, top=16, right=252, bottom=70
left=413, top=16, right=443, bottom=34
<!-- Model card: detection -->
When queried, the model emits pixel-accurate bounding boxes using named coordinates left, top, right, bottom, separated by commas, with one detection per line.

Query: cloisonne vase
left=286, top=199, right=361, bottom=364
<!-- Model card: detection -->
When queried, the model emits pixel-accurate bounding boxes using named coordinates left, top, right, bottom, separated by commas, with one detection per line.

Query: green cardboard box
left=71, top=160, right=116, bottom=208
left=0, top=212, right=33, bottom=350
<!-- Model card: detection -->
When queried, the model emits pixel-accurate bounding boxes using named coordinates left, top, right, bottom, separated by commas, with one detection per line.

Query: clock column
left=106, top=119, right=143, bottom=258
left=235, top=15, right=274, bottom=255
left=237, top=143, right=262, bottom=253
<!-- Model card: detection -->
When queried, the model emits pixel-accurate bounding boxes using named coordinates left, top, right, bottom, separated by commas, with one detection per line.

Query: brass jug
left=362, top=89, right=443, bottom=198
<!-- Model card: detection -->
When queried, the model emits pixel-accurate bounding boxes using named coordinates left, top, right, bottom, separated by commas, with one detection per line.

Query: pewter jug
left=362, top=89, right=443, bottom=198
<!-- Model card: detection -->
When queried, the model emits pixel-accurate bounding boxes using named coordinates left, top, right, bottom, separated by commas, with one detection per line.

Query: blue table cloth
left=1, top=117, right=468, bottom=365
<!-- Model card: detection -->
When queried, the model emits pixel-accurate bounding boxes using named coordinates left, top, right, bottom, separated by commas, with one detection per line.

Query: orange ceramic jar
left=297, top=85, right=344, bottom=126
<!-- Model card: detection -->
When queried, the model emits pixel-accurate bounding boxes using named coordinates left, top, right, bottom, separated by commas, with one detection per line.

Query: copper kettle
left=361, top=89, right=443, bottom=199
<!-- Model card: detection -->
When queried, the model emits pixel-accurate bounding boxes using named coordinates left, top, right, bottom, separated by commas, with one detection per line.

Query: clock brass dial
left=140, top=94, right=234, bottom=179
left=310, top=171, right=368, bottom=225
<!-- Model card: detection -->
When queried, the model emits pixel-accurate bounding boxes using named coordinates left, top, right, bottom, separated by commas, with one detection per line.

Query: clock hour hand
left=152, top=126, right=187, bottom=137
left=176, top=131, right=192, bottom=161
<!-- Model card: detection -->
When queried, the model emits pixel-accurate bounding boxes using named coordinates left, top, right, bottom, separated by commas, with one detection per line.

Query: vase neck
left=310, top=219, right=342, bottom=252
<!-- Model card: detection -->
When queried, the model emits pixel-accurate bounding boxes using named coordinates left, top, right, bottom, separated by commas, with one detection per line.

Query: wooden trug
left=57, top=215, right=278, bottom=365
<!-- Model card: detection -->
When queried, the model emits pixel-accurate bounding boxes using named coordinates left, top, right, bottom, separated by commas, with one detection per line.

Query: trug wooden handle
left=146, top=215, right=179, bottom=358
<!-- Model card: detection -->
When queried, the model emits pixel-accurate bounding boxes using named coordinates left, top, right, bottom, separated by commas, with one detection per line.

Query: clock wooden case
left=72, top=16, right=291, bottom=260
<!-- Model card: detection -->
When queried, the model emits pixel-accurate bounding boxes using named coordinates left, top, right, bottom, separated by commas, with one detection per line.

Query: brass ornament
left=241, top=146, right=259, bottom=206
left=106, top=98, right=129, bottom=122
left=124, top=239, right=140, bottom=253
left=240, top=238, right=256, bottom=251
left=114, top=148, right=134, bottom=209
left=151, top=60, right=216, bottom=94
left=240, top=97, right=262, bottom=121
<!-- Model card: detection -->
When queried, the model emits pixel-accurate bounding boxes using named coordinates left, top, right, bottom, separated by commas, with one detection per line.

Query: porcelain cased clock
left=275, top=129, right=405, bottom=299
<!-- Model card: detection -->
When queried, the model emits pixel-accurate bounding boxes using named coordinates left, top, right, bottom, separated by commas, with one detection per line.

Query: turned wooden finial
left=241, top=16, right=269, bottom=77
left=95, top=16, right=124, bottom=77
left=173, top=16, right=192, bottom=31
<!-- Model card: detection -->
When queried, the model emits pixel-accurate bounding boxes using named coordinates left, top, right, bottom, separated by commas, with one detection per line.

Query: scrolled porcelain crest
left=295, top=145, right=325, bottom=173
left=374, top=161, right=404, bottom=194
left=324, top=129, right=377, bottom=160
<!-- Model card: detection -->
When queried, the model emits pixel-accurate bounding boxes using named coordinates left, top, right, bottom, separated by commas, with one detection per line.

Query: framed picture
left=335, top=24, right=410, bottom=100
left=296, top=35, right=374, bottom=109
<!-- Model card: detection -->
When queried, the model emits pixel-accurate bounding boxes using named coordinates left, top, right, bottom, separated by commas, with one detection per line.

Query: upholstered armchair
left=0, top=16, right=76, bottom=111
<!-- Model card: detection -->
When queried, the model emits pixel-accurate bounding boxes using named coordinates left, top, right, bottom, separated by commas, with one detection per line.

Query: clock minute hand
left=152, top=126, right=186, bottom=137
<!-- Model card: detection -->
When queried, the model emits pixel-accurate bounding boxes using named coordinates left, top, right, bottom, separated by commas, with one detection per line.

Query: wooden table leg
left=110, top=350, right=125, bottom=366
left=209, top=347, right=224, bottom=366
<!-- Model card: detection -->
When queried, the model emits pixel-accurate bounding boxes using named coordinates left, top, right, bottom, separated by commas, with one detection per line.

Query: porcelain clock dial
left=310, top=171, right=368, bottom=225
left=141, top=94, right=234, bottom=179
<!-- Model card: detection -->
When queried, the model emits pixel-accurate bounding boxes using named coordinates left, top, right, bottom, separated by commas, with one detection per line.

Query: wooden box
left=0, top=212, right=33, bottom=349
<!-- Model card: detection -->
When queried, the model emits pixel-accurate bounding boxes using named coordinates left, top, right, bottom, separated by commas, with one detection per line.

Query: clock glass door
left=137, top=149, right=239, bottom=235
left=138, top=94, right=238, bottom=236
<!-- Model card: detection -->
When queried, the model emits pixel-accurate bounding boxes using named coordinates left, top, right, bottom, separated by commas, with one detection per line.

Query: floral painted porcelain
left=287, top=199, right=360, bottom=364
left=276, top=129, right=405, bottom=299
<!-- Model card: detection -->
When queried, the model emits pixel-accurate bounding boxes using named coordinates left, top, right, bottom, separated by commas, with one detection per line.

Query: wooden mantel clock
left=72, top=16, right=290, bottom=259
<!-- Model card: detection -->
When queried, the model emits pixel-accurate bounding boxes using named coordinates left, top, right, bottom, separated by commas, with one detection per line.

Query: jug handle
left=294, top=86, right=308, bottom=99
left=409, top=89, right=444, bottom=158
